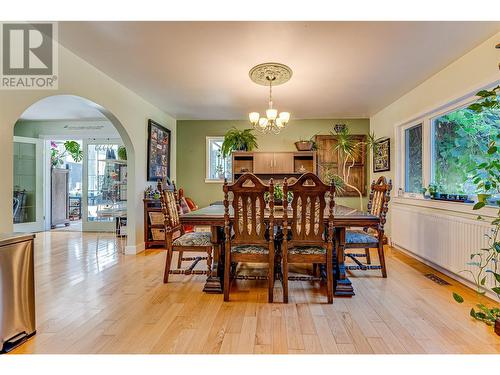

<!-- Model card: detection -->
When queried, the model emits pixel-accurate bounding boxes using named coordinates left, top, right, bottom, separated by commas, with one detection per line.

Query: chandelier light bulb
left=249, top=112, right=260, bottom=125
left=279, top=112, right=290, bottom=124
left=258, top=118, right=268, bottom=128
left=266, top=108, right=278, bottom=120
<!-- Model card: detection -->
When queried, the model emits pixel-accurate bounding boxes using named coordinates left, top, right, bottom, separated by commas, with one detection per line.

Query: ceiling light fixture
left=248, top=62, right=292, bottom=135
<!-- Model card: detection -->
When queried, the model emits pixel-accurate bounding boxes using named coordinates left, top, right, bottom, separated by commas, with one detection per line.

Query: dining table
left=179, top=203, right=380, bottom=297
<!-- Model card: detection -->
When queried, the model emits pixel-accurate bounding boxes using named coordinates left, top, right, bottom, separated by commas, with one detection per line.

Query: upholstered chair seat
left=346, top=230, right=378, bottom=244
left=231, top=244, right=269, bottom=254
left=288, top=246, right=326, bottom=255
left=172, top=231, right=212, bottom=247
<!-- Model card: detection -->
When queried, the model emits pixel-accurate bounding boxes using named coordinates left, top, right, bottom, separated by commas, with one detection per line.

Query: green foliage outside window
left=432, top=100, right=499, bottom=195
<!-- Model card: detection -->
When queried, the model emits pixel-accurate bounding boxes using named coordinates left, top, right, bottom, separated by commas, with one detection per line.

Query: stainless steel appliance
left=0, top=233, right=36, bottom=353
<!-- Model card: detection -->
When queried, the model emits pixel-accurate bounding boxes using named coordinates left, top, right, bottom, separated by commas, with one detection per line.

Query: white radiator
left=391, top=203, right=496, bottom=292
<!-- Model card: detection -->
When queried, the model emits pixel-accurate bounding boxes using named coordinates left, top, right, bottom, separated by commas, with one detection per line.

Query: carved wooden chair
left=344, top=176, right=392, bottom=277
left=282, top=173, right=335, bottom=304
left=223, top=173, right=275, bottom=302
left=158, top=180, right=213, bottom=283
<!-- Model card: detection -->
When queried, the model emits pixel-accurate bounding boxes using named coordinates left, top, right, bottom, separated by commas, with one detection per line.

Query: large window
left=404, top=124, right=423, bottom=193
left=398, top=85, right=500, bottom=205
left=206, top=137, right=232, bottom=182
left=432, top=103, right=499, bottom=195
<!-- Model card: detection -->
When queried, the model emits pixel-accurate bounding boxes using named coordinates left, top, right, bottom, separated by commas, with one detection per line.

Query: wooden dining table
left=179, top=204, right=379, bottom=297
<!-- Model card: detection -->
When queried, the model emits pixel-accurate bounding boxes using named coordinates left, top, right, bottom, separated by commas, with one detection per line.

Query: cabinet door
left=253, top=153, right=274, bottom=174
left=273, top=153, right=294, bottom=174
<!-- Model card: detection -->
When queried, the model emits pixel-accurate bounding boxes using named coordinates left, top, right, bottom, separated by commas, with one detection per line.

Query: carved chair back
left=223, top=173, right=273, bottom=246
left=158, top=179, right=183, bottom=235
left=283, top=173, right=335, bottom=247
left=367, top=176, right=392, bottom=232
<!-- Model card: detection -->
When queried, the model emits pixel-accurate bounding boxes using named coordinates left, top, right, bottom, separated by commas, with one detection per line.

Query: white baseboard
left=125, top=242, right=145, bottom=255
left=392, top=242, right=497, bottom=301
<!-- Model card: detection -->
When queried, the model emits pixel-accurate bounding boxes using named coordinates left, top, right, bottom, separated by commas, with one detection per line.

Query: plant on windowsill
left=50, top=140, right=83, bottom=168
left=221, top=128, right=258, bottom=158
left=452, top=85, right=500, bottom=336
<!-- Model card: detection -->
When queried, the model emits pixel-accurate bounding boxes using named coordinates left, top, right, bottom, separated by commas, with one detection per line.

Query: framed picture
left=373, top=138, right=390, bottom=173
left=147, top=119, right=171, bottom=181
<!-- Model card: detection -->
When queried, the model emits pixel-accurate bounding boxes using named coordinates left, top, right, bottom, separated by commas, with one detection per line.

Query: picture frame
left=147, top=119, right=171, bottom=181
left=373, top=137, right=390, bottom=173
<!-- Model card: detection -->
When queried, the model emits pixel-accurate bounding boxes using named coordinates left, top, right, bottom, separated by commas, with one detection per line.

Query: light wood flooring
left=11, top=231, right=500, bottom=354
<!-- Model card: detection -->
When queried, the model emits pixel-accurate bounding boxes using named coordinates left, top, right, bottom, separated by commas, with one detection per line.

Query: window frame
left=396, top=80, right=499, bottom=200
left=205, top=136, right=231, bottom=183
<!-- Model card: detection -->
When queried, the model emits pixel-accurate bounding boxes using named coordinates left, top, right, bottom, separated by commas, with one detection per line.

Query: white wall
left=370, top=32, right=500, bottom=235
left=0, top=42, right=176, bottom=254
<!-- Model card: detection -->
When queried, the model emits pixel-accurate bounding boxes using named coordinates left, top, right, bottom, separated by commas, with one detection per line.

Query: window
left=206, top=137, right=232, bottom=182
left=397, top=83, right=500, bottom=206
left=431, top=102, right=499, bottom=195
left=404, top=124, right=423, bottom=193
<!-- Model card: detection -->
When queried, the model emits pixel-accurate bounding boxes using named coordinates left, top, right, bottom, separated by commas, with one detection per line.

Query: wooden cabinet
left=51, top=168, right=69, bottom=228
left=253, top=152, right=274, bottom=174
left=315, top=134, right=366, bottom=197
left=232, top=151, right=316, bottom=181
left=144, top=198, right=164, bottom=249
left=273, top=153, right=294, bottom=173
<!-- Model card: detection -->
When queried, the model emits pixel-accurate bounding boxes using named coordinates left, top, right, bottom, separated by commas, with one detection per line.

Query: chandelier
left=248, top=62, right=292, bottom=135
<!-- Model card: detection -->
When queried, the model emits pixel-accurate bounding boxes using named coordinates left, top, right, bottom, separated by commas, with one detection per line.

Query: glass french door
left=13, top=136, right=44, bottom=232
left=82, top=139, right=125, bottom=232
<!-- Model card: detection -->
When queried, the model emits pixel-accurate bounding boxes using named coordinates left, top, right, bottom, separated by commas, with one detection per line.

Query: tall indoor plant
left=452, top=85, right=500, bottom=335
left=332, top=126, right=382, bottom=210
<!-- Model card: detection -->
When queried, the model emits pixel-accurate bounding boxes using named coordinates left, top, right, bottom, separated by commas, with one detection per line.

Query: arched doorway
left=12, top=95, right=135, bottom=247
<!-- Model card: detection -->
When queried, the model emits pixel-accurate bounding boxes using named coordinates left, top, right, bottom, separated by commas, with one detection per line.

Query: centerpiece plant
left=221, top=127, right=258, bottom=158
left=452, top=86, right=500, bottom=334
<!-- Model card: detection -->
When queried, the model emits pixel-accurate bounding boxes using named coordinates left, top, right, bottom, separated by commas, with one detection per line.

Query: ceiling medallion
left=248, top=62, right=292, bottom=135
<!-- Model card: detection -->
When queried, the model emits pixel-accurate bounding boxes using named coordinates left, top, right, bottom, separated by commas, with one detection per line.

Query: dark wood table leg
left=334, top=227, right=354, bottom=296
left=203, top=225, right=223, bottom=293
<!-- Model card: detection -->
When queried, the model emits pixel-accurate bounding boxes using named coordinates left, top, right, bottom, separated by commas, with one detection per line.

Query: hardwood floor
left=11, top=231, right=500, bottom=354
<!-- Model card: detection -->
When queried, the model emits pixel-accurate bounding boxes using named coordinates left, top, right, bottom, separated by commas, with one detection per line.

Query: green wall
left=177, top=119, right=370, bottom=208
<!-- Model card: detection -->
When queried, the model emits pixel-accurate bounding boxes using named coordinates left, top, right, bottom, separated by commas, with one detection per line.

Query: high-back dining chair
left=344, top=176, right=392, bottom=277
left=282, top=173, right=335, bottom=304
left=223, top=173, right=275, bottom=302
left=158, top=180, right=213, bottom=283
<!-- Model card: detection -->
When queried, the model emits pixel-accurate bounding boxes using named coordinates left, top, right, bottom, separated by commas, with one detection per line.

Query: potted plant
left=452, top=86, right=500, bottom=336
left=221, top=128, right=258, bottom=158
left=117, top=146, right=127, bottom=160
left=427, top=184, right=437, bottom=199
left=50, top=140, right=83, bottom=168
left=294, top=135, right=317, bottom=152
left=264, top=184, right=292, bottom=207
left=331, top=127, right=382, bottom=210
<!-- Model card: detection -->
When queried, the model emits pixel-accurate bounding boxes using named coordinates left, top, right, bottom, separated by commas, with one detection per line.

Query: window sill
left=392, top=196, right=498, bottom=219
left=205, top=179, right=225, bottom=184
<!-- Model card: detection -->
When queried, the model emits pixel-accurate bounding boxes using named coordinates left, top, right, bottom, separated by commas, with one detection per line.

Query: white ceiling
left=58, top=21, right=500, bottom=120
left=20, top=95, right=107, bottom=120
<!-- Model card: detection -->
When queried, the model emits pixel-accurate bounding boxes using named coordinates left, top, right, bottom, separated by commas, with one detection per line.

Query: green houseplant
left=221, top=128, right=258, bottom=158
left=452, top=85, right=500, bottom=335
left=332, top=126, right=383, bottom=210
left=50, top=140, right=83, bottom=168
